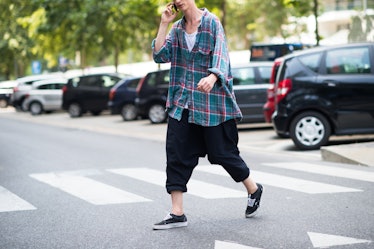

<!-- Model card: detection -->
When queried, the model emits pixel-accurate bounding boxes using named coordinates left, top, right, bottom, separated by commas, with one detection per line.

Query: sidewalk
left=321, top=142, right=374, bottom=167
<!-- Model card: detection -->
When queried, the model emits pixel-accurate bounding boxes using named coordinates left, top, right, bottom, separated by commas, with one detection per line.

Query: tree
left=0, top=0, right=38, bottom=78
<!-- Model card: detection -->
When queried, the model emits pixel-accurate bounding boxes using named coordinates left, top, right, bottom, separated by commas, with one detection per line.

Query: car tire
left=148, top=103, right=166, bottom=124
left=290, top=111, right=331, bottom=150
left=68, top=103, right=83, bottom=118
left=29, top=101, right=43, bottom=115
left=0, top=99, right=8, bottom=108
left=121, top=104, right=137, bottom=121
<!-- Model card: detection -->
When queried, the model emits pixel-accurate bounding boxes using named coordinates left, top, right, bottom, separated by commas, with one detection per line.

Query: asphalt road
left=0, top=109, right=373, bottom=249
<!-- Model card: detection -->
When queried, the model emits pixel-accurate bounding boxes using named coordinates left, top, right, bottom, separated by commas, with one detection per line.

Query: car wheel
left=30, top=101, right=43, bottom=115
left=68, top=103, right=83, bottom=118
left=0, top=99, right=7, bottom=108
left=121, top=104, right=137, bottom=121
left=290, top=111, right=331, bottom=150
left=148, top=104, right=166, bottom=124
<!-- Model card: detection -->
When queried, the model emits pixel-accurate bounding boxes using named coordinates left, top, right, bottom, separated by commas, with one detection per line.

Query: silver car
left=11, top=74, right=63, bottom=111
left=23, top=78, right=67, bottom=115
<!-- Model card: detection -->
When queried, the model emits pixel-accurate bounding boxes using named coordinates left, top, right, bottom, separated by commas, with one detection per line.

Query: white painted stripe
left=196, top=166, right=362, bottom=194
left=0, top=186, right=36, bottom=212
left=107, top=168, right=246, bottom=199
left=308, top=232, right=372, bottom=248
left=263, top=162, right=374, bottom=183
left=30, top=171, right=151, bottom=205
left=215, top=240, right=262, bottom=249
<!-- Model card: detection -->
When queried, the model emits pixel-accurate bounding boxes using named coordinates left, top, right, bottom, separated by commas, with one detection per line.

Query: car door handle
left=322, top=80, right=337, bottom=87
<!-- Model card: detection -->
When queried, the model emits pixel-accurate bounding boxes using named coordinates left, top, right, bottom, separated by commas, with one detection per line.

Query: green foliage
left=0, top=0, right=321, bottom=79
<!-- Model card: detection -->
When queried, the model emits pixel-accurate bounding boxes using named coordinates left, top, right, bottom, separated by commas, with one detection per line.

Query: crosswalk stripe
left=30, top=170, right=152, bottom=205
left=263, top=162, right=374, bottom=183
left=196, top=165, right=362, bottom=194
left=0, top=186, right=36, bottom=212
left=215, top=240, right=262, bottom=249
left=107, top=168, right=246, bottom=199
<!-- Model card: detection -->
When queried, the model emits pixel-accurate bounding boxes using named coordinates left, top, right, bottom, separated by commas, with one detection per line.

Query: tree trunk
left=314, top=0, right=320, bottom=46
left=114, top=46, right=119, bottom=73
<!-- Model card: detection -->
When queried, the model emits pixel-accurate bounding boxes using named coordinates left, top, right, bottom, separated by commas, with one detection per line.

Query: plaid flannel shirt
left=152, top=8, right=242, bottom=127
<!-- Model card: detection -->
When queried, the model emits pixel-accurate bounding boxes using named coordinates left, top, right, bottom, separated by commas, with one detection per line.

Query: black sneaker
left=245, top=183, right=263, bottom=218
left=153, top=213, right=188, bottom=230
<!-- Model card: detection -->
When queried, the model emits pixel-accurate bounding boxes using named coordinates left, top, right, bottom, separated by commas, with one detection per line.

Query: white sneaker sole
left=153, top=221, right=188, bottom=230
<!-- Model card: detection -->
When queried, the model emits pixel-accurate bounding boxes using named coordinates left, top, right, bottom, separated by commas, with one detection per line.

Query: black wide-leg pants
left=165, top=110, right=250, bottom=194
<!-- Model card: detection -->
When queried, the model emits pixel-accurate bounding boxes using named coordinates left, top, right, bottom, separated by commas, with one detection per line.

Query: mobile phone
left=172, top=3, right=178, bottom=13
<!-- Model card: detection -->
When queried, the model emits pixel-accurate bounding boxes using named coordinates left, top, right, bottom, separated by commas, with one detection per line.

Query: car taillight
left=62, top=85, right=67, bottom=93
left=266, top=84, right=275, bottom=101
left=13, top=86, right=18, bottom=92
left=275, top=78, right=292, bottom=104
left=109, top=89, right=116, bottom=100
left=136, top=77, right=146, bottom=94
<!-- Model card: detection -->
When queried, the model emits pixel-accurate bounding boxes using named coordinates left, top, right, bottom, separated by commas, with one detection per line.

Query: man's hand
left=197, top=74, right=218, bottom=93
left=161, top=3, right=178, bottom=24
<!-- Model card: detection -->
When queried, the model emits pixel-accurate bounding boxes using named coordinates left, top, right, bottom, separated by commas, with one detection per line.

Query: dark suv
left=272, top=43, right=374, bottom=150
left=62, top=73, right=125, bottom=117
left=135, top=69, right=169, bottom=124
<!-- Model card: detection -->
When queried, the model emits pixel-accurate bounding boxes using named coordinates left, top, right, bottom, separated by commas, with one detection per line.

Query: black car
left=232, top=62, right=272, bottom=123
left=62, top=73, right=125, bottom=117
left=135, top=69, right=170, bottom=124
left=272, top=43, right=374, bottom=150
left=108, top=76, right=141, bottom=121
left=135, top=63, right=272, bottom=124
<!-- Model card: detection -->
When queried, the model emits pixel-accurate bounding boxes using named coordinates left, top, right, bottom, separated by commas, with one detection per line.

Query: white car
left=23, top=78, right=67, bottom=115
left=11, top=74, right=63, bottom=111
left=0, top=80, right=18, bottom=108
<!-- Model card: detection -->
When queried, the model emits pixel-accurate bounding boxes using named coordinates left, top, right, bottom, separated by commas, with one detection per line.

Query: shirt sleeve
left=207, top=19, right=231, bottom=86
left=152, top=25, right=176, bottom=64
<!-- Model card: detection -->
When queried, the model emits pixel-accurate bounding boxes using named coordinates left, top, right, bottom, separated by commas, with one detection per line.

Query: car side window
left=37, top=84, right=49, bottom=90
left=258, top=66, right=272, bottom=83
left=326, top=47, right=371, bottom=74
left=56, top=83, right=66, bottom=89
left=127, top=78, right=140, bottom=89
left=79, top=76, right=100, bottom=87
left=232, top=67, right=255, bottom=86
left=101, top=76, right=118, bottom=88
left=298, top=53, right=322, bottom=73
left=159, top=71, right=170, bottom=86
left=146, top=73, right=157, bottom=87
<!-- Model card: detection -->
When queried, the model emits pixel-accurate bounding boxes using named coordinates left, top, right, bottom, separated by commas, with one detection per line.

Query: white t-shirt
left=184, top=31, right=197, bottom=52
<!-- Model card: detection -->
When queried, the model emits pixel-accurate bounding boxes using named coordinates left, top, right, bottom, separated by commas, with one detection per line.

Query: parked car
left=11, top=74, right=62, bottom=111
left=135, top=69, right=170, bottom=124
left=62, top=73, right=126, bottom=117
left=0, top=80, right=18, bottom=108
left=263, top=57, right=284, bottom=123
left=22, top=78, right=67, bottom=115
left=272, top=43, right=374, bottom=150
left=108, top=76, right=141, bottom=121
left=250, top=43, right=313, bottom=62
left=135, top=62, right=272, bottom=124
left=232, top=62, right=272, bottom=123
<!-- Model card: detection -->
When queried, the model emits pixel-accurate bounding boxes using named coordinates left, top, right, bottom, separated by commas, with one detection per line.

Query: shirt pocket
left=196, top=48, right=212, bottom=69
